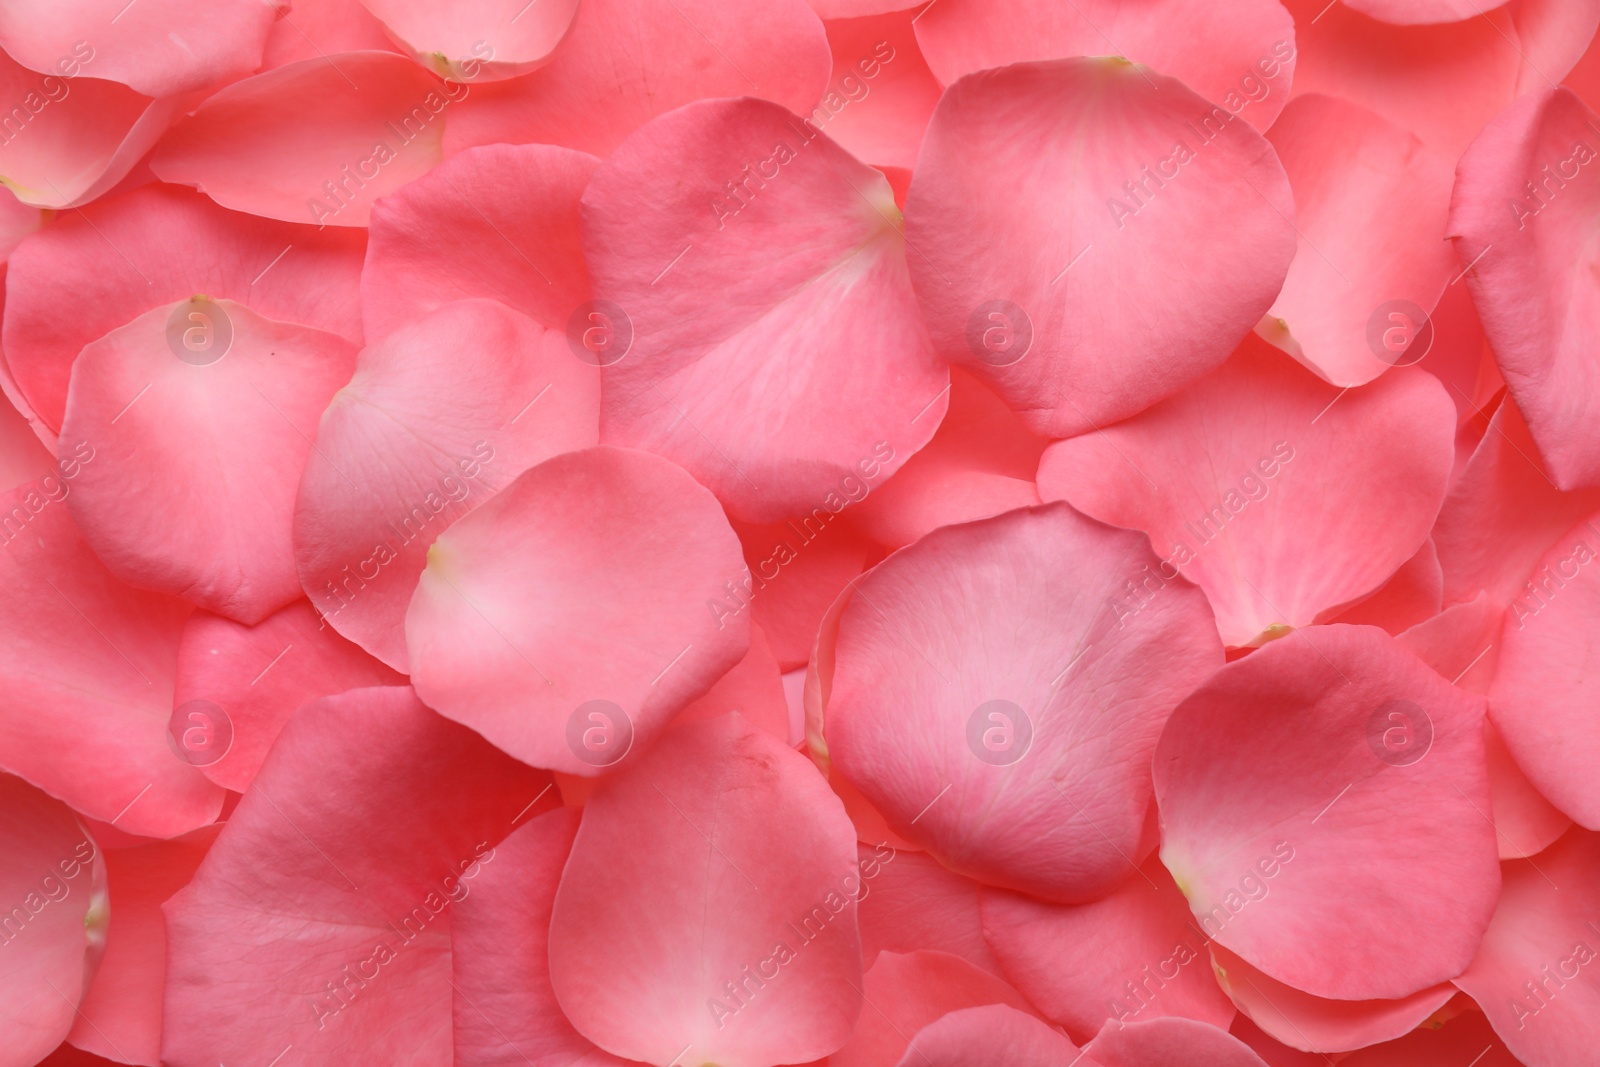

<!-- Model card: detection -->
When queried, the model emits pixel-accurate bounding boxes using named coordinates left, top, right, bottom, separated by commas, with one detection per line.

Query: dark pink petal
left=1154, top=624, right=1500, bottom=1000
left=407, top=447, right=748, bottom=775
left=982, top=854, right=1234, bottom=1042
left=1085, top=1017, right=1270, bottom=1067
left=0, top=0, right=274, bottom=97
left=3, top=184, right=364, bottom=445
left=358, top=0, right=579, bottom=79
left=548, top=713, right=862, bottom=1067
left=451, top=806, right=635, bottom=1067
left=151, top=52, right=453, bottom=227
left=0, top=773, right=105, bottom=1067
left=913, top=0, right=1296, bottom=132
left=69, top=831, right=213, bottom=1065
left=62, top=300, right=358, bottom=623
left=831, top=950, right=1040, bottom=1067
left=173, top=600, right=405, bottom=793
left=1326, top=539, right=1443, bottom=635
left=1260, top=94, right=1456, bottom=387
left=1210, top=944, right=1454, bottom=1053
left=1432, top=396, right=1600, bottom=611
left=735, top=514, right=880, bottom=671
left=296, top=297, right=598, bottom=670
left=1450, top=87, right=1600, bottom=489
left=162, top=686, right=555, bottom=1067
left=817, top=11, right=941, bottom=171
left=362, top=142, right=596, bottom=342
left=898, top=1004, right=1091, bottom=1067
left=582, top=97, right=946, bottom=521
left=444, top=0, right=830, bottom=158
left=1453, top=829, right=1600, bottom=1067
left=261, top=0, right=400, bottom=69
left=848, top=368, right=1046, bottom=551
left=904, top=58, right=1295, bottom=437
left=1039, top=338, right=1455, bottom=648
left=1488, top=509, right=1600, bottom=828
left=857, top=844, right=1000, bottom=976
left=0, top=478, right=221, bottom=837
left=827, top=504, right=1223, bottom=903
left=1336, top=1003, right=1523, bottom=1066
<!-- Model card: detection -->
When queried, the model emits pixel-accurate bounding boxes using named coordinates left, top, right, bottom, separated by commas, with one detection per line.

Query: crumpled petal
left=582, top=96, right=947, bottom=521
left=904, top=57, right=1296, bottom=437
left=548, top=713, right=862, bottom=1067
left=826, top=504, right=1223, bottom=903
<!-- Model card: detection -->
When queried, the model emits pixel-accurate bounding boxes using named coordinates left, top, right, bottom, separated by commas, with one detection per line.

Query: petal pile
left=0, top=2, right=1596, bottom=1064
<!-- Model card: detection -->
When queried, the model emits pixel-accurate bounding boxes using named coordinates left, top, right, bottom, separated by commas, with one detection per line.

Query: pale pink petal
left=548, top=713, right=862, bottom=1067
left=162, top=686, right=556, bottom=1067
left=904, top=58, right=1296, bottom=437
left=406, top=447, right=749, bottom=775
left=826, top=504, right=1223, bottom=902
left=296, top=297, right=598, bottom=670
left=1039, top=338, right=1455, bottom=647
left=1085, top=1016, right=1271, bottom=1067
left=1344, top=0, right=1509, bottom=23
left=62, top=299, right=358, bottom=623
left=261, top=0, right=401, bottom=69
left=582, top=97, right=946, bottom=521
left=1154, top=624, right=1500, bottom=1000
left=899, top=1004, right=1092, bottom=1067
left=358, top=0, right=579, bottom=79
left=1325, top=539, right=1443, bottom=634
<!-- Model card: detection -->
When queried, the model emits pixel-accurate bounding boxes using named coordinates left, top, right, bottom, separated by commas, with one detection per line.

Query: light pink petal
left=68, top=831, right=213, bottom=1065
left=1399, top=596, right=1572, bottom=858
left=981, top=853, right=1234, bottom=1042
left=582, top=97, right=946, bottom=521
left=1228, top=1015, right=1332, bottom=1067
left=0, top=773, right=105, bottom=1067
left=1039, top=338, right=1455, bottom=648
left=444, top=0, right=830, bottom=158
left=914, top=0, right=1296, bottom=132
left=807, top=0, right=917, bottom=16
left=1325, top=538, right=1443, bottom=634
left=1259, top=94, right=1456, bottom=386
left=0, top=1, right=274, bottom=97
left=3, top=184, right=364, bottom=444
left=0, top=369, right=53, bottom=493
left=904, top=58, right=1295, bottom=437
left=173, top=600, right=405, bottom=793
left=150, top=52, right=453, bottom=227
left=407, top=447, right=749, bottom=775
left=827, top=504, right=1223, bottom=903
left=1488, top=508, right=1600, bottom=827
left=816, top=11, right=941, bottom=171
left=548, top=713, right=862, bottom=1067
left=451, top=806, right=635, bottom=1067
left=1210, top=944, right=1454, bottom=1053
left=0, top=478, right=221, bottom=837
left=1453, top=829, right=1600, bottom=1067
left=1344, top=0, right=1508, bottom=23
left=848, top=368, right=1046, bottom=551
left=358, top=0, right=578, bottom=79
left=831, top=950, right=1040, bottom=1067
left=1450, top=87, right=1600, bottom=489
left=735, top=514, right=881, bottom=670
left=362, top=142, right=596, bottom=341
left=1336, top=1002, right=1523, bottom=1066
left=1432, top=395, right=1600, bottom=610
left=1085, top=1017, right=1270, bottom=1067
left=261, top=0, right=401, bottom=69
left=162, top=686, right=555, bottom=1067
left=1285, top=0, right=1599, bottom=156
left=62, top=299, right=358, bottom=622
left=1154, top=624, right=1500, bottom=1000
left=857, top=844, right=1001, bottom=975
left=898, top=1004, right=1091, bottom=1067
left=296, top=297, right=598, bottom=670
left=676, top=623, right=793, bottom=744
left=0, top=50, right=184, bottom=210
